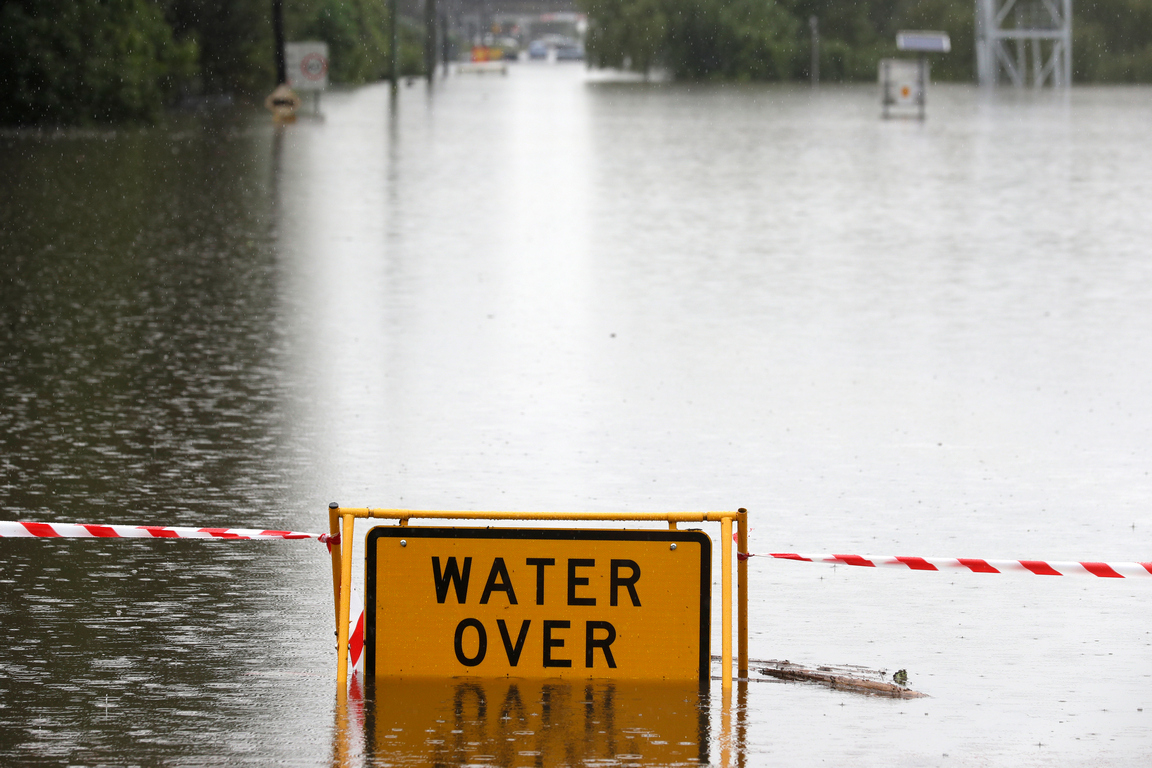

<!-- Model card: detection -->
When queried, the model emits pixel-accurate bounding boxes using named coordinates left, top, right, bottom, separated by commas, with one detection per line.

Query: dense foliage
left=582, top=0, right=1152, bottom=82
left=0, top=0, right=424, bottom=125
left=1075, top=0, right=1152, bottom=81
left=3, top=0, right=1152, bottom=123
left=0, top=0, right=197, bottom=124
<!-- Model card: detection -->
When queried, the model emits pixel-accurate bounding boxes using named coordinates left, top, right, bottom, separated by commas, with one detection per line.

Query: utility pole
left=809, top=16, right=819, bottom=85
left=425, top=0, right=438, bottom=85
left=272, top=0, right=287, bottom=84
left=390, top=0, right=399, bottom=90
left=441, top=12, right=451, bottom=74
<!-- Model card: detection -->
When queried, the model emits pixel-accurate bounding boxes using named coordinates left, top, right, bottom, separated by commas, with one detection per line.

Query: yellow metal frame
left=328, top=506, right=749, bottom=690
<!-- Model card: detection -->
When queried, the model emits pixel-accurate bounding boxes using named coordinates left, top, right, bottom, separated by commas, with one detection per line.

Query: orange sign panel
left=366, top=527, right=711, bottom=680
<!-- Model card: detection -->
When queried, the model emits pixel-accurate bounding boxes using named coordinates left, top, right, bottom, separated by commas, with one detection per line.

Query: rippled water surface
left=2, top=66, right=1151, bottom=766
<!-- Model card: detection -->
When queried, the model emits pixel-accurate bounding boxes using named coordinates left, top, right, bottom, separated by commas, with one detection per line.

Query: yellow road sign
left=366, top=527, right=711, bottom=681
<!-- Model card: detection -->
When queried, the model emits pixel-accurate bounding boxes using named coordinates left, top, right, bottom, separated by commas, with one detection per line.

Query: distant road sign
left=285, top=42, right=329, bottom=91
left=264, top=83, right=301, bottom=121
left=366, top=527, right=711, bottom=681
left=896, top=31, right=951, bottom=53
left=881, top=59, right=924, bottom=106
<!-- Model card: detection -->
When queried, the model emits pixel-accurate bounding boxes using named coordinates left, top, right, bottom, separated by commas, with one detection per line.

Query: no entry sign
left=366, top=527, right=712, bottom=681
left=285, top=42, right=329, bottom=91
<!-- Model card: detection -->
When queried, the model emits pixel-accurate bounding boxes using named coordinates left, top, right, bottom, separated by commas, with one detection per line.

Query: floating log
left=756, top=661, right=928, bottom=698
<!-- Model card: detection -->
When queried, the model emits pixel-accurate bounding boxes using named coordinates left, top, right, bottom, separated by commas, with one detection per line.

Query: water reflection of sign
left=285, top=42, right=329, bottom=91
left=365, top=527, right=711, bottom=680
left=370, top=678, right=709, bottom=765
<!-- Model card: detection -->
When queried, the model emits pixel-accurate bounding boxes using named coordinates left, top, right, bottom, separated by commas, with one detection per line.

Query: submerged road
left=1, top=66, right=1150, bottom=765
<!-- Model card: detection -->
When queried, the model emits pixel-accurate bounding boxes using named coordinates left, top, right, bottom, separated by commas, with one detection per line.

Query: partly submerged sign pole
left=328, top=505, right=749, bottom=690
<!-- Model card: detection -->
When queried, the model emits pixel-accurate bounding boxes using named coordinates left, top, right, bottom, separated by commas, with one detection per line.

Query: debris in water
left=755, top=659, right=927, bottom=698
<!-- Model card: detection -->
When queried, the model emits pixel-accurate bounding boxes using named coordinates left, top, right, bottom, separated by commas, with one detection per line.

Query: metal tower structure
left=976, top=0, right=1072, bottom=86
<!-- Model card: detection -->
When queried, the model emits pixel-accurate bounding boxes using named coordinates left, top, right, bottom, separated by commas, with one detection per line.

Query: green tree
left=584, top=0, right=669, bottom=74
left=296, top=0, right=423, bottom=82
left=664, top=0, right=801, bottom=79
left=582, top=0, right=1152, bottom=83
left=164, top=0, right=275, bottom=94
left=0, top=0, right=197, bottom=125
left=784, top=0, right=892, bottom=79
left=583, top=0, right=800, bottom=79
left=1075, top=0, right=1152, bottom=81
left=889, top=0, right=974, bottom=81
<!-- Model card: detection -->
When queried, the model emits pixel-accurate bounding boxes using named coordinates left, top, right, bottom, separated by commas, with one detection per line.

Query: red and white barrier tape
left=760, top=552, right=1152, bottom=578
left=2, top=519, right=363, bottom=675
left=0, top=520, right=338, bottom=543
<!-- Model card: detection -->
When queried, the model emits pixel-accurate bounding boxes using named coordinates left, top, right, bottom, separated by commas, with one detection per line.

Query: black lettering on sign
left=525, top=557, right=555, bottom=605
left=480, top=557, right=518, bottom=605
left=585, top=620, right=617, bottom=668
left=610, top=559, right=641, bottom=606
left=432, top=557, right=472, bottom=604
left=567, top=559, right=596, bottom=606
left=543, top=620, right=572, bottom=667
left=454, top=618, right=487, bottom=666
left=497, top=619, right=531, bottom=666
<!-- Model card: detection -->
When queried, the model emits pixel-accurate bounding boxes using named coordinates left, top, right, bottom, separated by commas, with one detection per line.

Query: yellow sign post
left=327, top=507, right=748, bottom=689
left=367, top=527, right=711, bottom=680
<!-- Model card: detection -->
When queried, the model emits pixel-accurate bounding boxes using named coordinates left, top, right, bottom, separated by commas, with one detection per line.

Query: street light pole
left=272, top=0, right=287, bottom=84
left=390, top=0, right=399, bottom=91
left=425, top=0, right=438, bottom=85
left=809, top=16, right=819, bottom=86
left=441, top=12, right=450, bottom=74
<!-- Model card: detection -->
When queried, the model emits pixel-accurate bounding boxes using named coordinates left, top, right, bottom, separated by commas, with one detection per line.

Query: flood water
left=2, top=64, right=1151, bottom=766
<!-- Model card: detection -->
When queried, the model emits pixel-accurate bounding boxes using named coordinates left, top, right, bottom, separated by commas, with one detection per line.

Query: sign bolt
left=400, top=540, right=407, bottom=547
left=670, top=543, right=677, bottom=551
